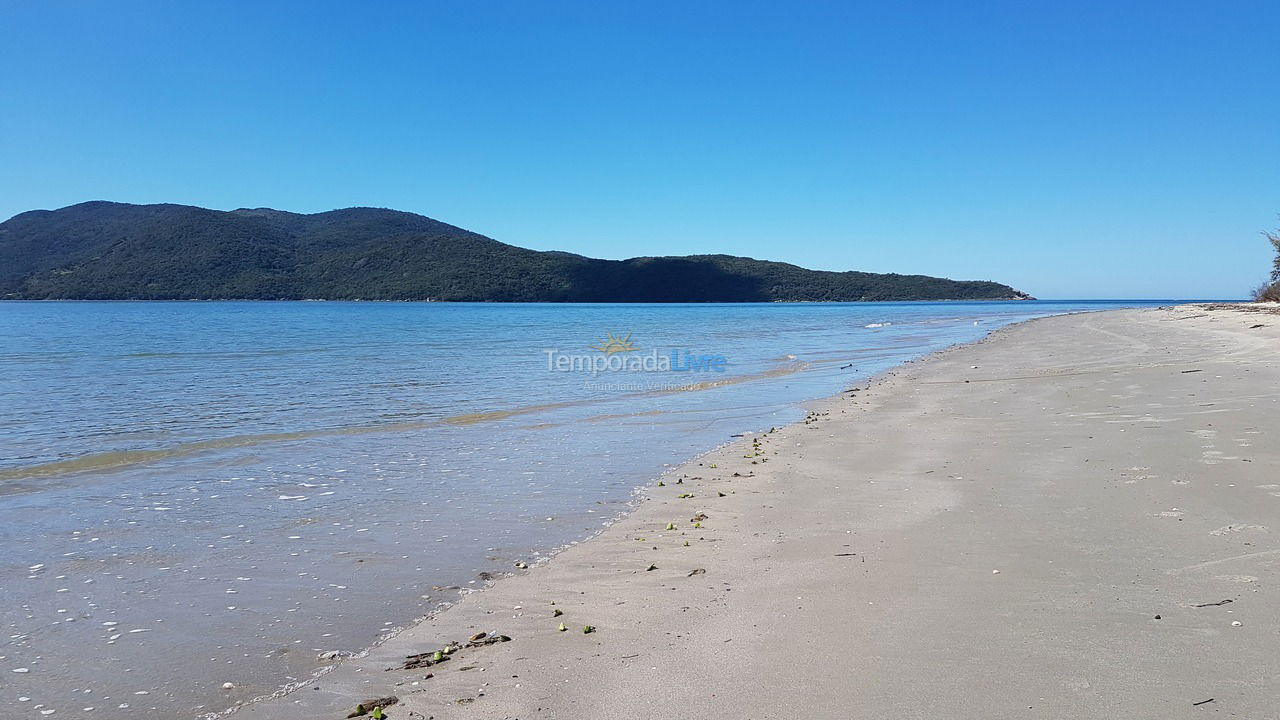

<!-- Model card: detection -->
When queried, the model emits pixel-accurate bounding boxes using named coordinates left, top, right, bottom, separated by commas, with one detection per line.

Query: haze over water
left=0, top=300, right=1168, bottom=718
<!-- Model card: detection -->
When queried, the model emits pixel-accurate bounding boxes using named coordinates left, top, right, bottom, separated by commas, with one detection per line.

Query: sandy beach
left=245, top=304, right=1280, bottom=719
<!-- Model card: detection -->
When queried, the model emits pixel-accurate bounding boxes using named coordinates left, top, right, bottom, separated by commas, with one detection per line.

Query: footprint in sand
left=1209, top=524, right=1268, bottom=536
left=1120, top=467, right=1155, bottom=484
left=1202, top=450, right=1239, bottom=465
left=1215, top=574, right=1259, bottom=583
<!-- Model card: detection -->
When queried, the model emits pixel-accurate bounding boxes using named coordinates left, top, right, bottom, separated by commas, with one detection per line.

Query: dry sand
left=244, top=304, right=1280, bottom=719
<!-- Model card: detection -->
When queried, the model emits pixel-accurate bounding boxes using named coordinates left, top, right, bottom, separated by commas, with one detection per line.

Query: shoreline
left=216, top=311, right=1045, bottom=717
left=211, top=377, right=821, bottom=716
left=224, top=308, right=1065, bottom=717
left=7, top=300, right=1169, bottom=720
left=244, top=303, right=1280, bottom=719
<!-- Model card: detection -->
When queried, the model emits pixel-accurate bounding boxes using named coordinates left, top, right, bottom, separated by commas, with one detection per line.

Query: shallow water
left=0, top=300, right=1170, bottom=717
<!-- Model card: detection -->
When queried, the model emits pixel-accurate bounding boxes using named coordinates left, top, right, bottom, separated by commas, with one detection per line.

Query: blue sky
left=2, top=1, right=1276, bottom=299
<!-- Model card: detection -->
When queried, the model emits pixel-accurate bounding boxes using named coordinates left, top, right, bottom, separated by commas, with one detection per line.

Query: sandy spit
left=244, top=304, right=1280, bottom=719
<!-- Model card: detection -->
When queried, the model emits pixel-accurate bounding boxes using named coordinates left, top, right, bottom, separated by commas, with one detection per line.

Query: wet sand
left=245, top=304, right=1280, bottom=719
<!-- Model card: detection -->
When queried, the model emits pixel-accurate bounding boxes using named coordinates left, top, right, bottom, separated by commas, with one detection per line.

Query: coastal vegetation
left=0, top=201, right=1031, bottom=302
left=1258, top=224, right=1280, bottom=302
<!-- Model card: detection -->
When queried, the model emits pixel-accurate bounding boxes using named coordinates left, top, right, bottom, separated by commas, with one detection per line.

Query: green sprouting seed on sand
left=709, top=464, right=718, bottom=468
left=693, top=522, right=702, bottom=529
left=553, top=608, right=563, bottom=617
left=665, top=522, right=675, bottom=530
left=432, top=650, right=445, bottom=662
left=558, top=622, right=568, bottom=632
left=677, top=493, right=692, bottom=499
left=657, top=481, right=665, bottom=486
left=371, top=708, right=384, bottom=720
left=583, top=625, right=596, bottom=634
left=683, top=540, right=690, bottom=547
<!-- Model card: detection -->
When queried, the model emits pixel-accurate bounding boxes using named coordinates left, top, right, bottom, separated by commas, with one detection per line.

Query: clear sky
left=2, top=1, right=1276, bottom=299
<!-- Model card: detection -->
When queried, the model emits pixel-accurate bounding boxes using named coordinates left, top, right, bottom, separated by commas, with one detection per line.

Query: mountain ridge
left=0, top=201, right=1033, bottom=302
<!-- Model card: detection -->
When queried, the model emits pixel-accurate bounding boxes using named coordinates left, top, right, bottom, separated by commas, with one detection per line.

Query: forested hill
left=0, top=202, right=1032, bottom=302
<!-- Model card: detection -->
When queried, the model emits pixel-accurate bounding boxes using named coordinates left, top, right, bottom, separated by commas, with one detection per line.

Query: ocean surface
left=0, top=300, right=1172, bottom=718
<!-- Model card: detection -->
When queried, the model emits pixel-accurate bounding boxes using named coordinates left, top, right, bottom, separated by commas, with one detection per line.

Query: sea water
left=0, top=300, right=1171, bottom=718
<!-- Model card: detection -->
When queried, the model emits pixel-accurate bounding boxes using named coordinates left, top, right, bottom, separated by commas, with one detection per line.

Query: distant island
left=0, top=202, right=1032, bottom=302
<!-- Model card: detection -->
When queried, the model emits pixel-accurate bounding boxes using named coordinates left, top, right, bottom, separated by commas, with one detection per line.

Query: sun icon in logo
left=590, top=332, right=639, bottom=355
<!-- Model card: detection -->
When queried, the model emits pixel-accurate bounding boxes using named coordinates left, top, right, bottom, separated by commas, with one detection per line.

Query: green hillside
left=0, top=202, right=1031, bottom=302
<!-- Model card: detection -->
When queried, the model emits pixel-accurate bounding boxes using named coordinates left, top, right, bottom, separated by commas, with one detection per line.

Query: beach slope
left=248, top=305, right=1280, bottom=719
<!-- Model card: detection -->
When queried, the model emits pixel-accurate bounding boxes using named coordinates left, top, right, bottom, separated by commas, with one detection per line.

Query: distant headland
left=0, top=202, right=1032, bottom=302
